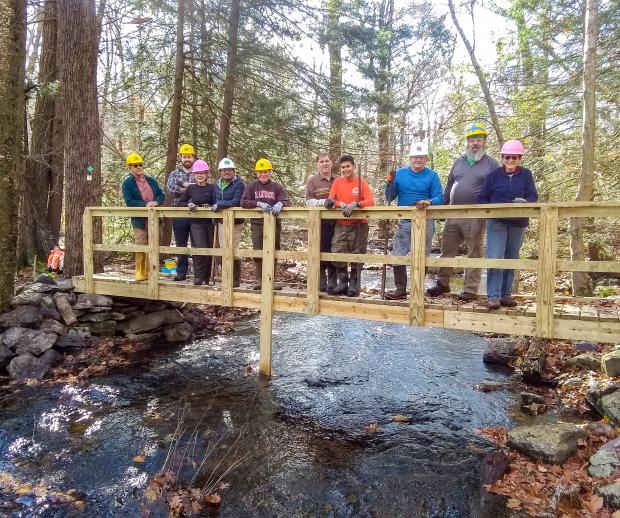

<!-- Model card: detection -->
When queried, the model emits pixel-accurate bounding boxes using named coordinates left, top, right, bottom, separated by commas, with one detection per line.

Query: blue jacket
left=385, top=166, right=443, bottom=207
left=213, top=175, right=245, bottom=224
left=478, top=166, right=538, bottom=227
left=121, top=174, right=165, bottom=229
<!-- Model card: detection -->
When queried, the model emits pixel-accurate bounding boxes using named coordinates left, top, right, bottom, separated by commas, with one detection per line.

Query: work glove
left=324, top=198, right=335, bottom=209
left=271, top=202, right=284, bottom=216
left=386, top=170, right=396, bottom=183
left=257, top=202, right=272, bottom=213
left=211, top=203, right=219, bottom=212
left=341, top=201, right=359, bottom=218
left=513, top=197, right=527, bottom=203
left=416, top=200, right=431, bottom=209
left=188, top=202, right=197, bottom=212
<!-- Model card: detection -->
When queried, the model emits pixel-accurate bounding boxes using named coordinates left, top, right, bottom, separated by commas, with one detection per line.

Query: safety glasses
left=502, top=155, right=521, bottom=161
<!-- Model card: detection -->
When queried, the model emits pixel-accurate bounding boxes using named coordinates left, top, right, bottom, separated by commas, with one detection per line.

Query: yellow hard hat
left=178, top=143, right=195, bottom=155
left=126, top=152, right=144, bottom=165
left=465, top=122, right=489, bottom=138
left=255, top=158, right=273, bottom=171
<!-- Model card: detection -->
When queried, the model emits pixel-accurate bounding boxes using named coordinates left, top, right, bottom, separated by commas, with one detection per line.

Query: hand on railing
left=324, top=198, right=335, bottom=209
left=188, top=202, right=197, bottom=212
left=271, top=202, right=284, bottom=216
left=211, top=203, right=219, bottom=212
left=415, top=200, right=430, bottom=209
left=257, top=202, right=272, bottom=213
left=513, top=197, right=527, bottom=203
left=146, top=201, right=159, bottom=208
left=341, top=201, right=359, bottom=217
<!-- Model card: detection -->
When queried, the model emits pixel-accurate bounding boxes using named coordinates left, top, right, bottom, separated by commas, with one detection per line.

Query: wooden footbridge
left=73, top=202, right=620, bottom=375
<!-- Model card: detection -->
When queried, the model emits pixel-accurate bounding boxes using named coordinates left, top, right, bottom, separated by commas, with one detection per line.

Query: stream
left=0, top=311, right=518, bottom=517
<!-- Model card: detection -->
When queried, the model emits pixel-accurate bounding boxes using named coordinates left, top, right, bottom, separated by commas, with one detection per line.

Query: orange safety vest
left=47, top=247, right=64, bottom=270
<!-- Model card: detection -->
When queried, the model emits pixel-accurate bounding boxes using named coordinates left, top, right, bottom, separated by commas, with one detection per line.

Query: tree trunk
left=58, top=0, right=102, bottom=277
left=17, top=0, right=62, bottom=266
left=0, top=0, right=26, bottom=310
left=216, top=0, right=241, bottom=161
left=162, top=0, right=186, bottom=246
left=569, top=0, right=598, bottom=296
left=326, top=0, right=343, bottom=171
left=375, top=0, right=394, bottom=177
left=447, top=0, right=504, bottom=146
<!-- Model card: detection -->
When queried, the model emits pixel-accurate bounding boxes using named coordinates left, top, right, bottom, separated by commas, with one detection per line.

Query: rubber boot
left=347, top=266, right=359, bottom=297
left=332, top=267, right=349, bottom=296
left=135, top=253, right=148, bottom=281
left=319, top=269, right=328, bottom=292
left=252, top=261, right=262, bottom=290
left=233, top=260, right=241, bottom=288
left=385, top=266, right=407, bottom=300
left=326, top=265, right=338, bottom=294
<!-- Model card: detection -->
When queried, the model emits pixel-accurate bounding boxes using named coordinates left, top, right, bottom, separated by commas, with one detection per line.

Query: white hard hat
left=409, top=141, right=428, bottom=157
left=218, top=157, right=235, bottom=170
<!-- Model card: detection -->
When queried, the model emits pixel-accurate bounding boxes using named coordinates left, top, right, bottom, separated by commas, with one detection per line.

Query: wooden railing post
left=83, top=207, right=94, bottom=293
left=306, top=209, right=321, bottom=315
left=259, top=213, right=276, bottom=376
left=409, top=209, right=426, bottom=326
left=147, top=208, right=160, bottom=300
left=221, top=211, right=235, bottom=306
left=536, top=206, right=558, bottom=338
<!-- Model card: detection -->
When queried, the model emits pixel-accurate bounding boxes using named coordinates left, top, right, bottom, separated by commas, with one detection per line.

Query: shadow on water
left=0, top=312, right=517, bottom=517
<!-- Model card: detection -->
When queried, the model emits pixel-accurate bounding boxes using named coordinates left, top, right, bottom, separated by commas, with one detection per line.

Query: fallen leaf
left=507, top=498, right=521, bottom=509
left=364, top=423, right=379, bottom=433
left=585, top=494, right=604, bottom=514
left=133, top=455, right=145, bottom=463
left=537, top=466, right=548, bottom=473
left=145, top=486, right=158, bottom=501
left=205, top=492, right=221, bottom=506
left=391, top=415, right=410, bottom=423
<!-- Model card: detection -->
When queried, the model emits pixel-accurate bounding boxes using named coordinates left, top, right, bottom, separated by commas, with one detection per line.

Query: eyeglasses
left=502, top=155, right=521, bottom=161
left=130, top=164, right=143, bottom=168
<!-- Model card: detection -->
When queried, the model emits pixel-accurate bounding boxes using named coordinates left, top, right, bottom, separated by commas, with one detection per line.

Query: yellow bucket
left=164, top=259, right=177, bottom=270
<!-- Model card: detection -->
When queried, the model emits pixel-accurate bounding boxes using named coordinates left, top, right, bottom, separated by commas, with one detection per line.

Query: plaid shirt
left=167, top=166, right=194, bottom=207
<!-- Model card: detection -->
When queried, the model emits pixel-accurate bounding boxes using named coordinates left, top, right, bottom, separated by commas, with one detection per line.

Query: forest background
left=0, top=0, right=617, bottom=309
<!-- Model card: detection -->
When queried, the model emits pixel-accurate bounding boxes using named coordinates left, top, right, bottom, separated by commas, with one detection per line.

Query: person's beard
left=465, top=146, right=485, bottom=162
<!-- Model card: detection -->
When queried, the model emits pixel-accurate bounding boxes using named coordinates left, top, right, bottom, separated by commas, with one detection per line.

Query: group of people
left=121, top=121, right=538, bottom=309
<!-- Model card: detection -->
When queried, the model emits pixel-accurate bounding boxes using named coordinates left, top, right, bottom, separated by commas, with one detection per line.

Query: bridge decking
left=75, top=203, right=620, bottom=375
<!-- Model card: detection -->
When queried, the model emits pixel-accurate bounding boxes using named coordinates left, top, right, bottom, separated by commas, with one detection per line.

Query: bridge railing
left=82, top=202, right=620, bottom=372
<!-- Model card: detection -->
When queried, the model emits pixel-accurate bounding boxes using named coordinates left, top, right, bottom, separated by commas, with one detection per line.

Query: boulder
left=602, top=350, right=620, bottom=377
left=73, top=293, right=113, bottom=309
left=575, top=341, right=602, bottom=352
left=85, top=306, right=113, bottom=313
left=86, top=320, right=117, bottom=336
left=119, top=309, right=184, bottom=335
left=144, top=301, right=169, bottom=313
left=10, top=290, right=43, bottom=307
left=588, top=438, right=620, bottom=478
left=55, top=334, right=89, bottom=349
left=54, top=279, right=74, bottom=292
left=507, top=424, right=586, bottom=464
left=118, top=306, right=140, bottom=315
left=126, top=332, right=161, bottom=344
left=520, top=392, right=546, bottom=405
left=79, top=312, right=114, bottom=323
left=0, top=345, right=14, bottom=369
left=597, top=480, right=620, bottom=508
left=34, top=273, right=57, bottom=285
left=39, top=319, right=66, bottom=335
left=13, top=329, right=57, bottom=356
left=482, top=338, right=521, bottom=366
left=586, top=382, right=620, bottom=425
left=565, top=353, right=601, bottom=372
left=164, top=322, right=192, bottom=342
left=562, top=377, right=583, bottom=388
left=0, top=305, right=42, bottom=329
left=53, top=292, right=77, bottom=326
left=1, top=327, right=27, bottom=349
left=39, top=295, right=61, bottom=321
left=7, top=349, right=61, bottom=382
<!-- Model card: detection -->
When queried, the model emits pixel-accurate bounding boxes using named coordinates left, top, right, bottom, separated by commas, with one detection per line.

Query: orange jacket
left=328, top=175, right=375, bottom=224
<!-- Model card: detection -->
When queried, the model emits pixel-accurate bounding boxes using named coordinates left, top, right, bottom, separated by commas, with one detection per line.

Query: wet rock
left=565, top=353, right=601, bottom=372
left=0, top=305, right=42, bottom=329
left=602, top=350, right=620, bottom=377
left=74, top=293, right=113, bottom=310
left=39, top=319, right=66, bottom=335
left=0, top=345, right=14, bottom=369
left=520, top=392, right=545, bottom=405
left=164, top=322, right=192, bottom=342
left=15, top=495, right=35, bottom=507
left=13, top=329, right=58, bottom=356
left=588, top=438, right=620, bottom=478
left=53, top=292, right=77, bottom=326
left=575, top=341, right=602, bottom=352
left=119, top=309, right=184, bottom=335
left=34, top=273, right=57, bottom=285
left=597, top=480, right=620, bottom=508
left=586, top=421, right=615, bottom=436
left=86, top=320, right=117, bottom=336
left=39, top=295, right=61, bottom=321
left=586, top=382, right=620, bottom=425
left=482, top=338, right=520, bottom=366
left=7, top=349, right=61, bottom=382
left=10, top=290, right=43, bottom=307
left=507, top=424, right=586, bottom=464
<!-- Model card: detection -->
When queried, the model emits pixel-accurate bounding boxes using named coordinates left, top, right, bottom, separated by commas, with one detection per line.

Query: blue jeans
left=391, top=220, right=435, bottom=257
left=172, top=218, right=193, bottom=275
left=485, top=220, right=526, bottom=300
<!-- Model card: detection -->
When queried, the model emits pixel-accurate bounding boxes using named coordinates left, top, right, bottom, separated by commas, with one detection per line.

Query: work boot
left=319, top=269, right=328, bottom=292
left=233, top=260, right=241, bottom=288
left=500, top=296, right=518, bottom=307
left=385, top=265, right=407, bottom=300
left=426, top=281, right=450, bottom=296
left=347, top=266, right=359, bottom=297
left=332, top=268, right=349, bottom=296
left=486, top=298, right=500, bottom=310
left=326, top=265, right=338, bottom=293
left=194, top=278, right=205, bottom=286
left=457, top=292, right=477, bottom=302
left=252, top=262, right=262, bottom=290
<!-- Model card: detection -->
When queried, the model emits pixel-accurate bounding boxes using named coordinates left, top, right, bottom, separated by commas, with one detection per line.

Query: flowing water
left=0, top=312, right=517, bottom=517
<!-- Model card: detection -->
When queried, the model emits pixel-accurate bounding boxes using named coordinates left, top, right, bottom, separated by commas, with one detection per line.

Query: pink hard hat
left=500, top=140, right=525, bottom=155
left=191, top=159, right=210, bottom=173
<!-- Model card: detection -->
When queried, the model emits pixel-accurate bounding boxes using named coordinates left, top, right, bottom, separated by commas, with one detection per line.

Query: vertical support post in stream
left=82, top=208, right=94, bottom=293
left=306, top=209, right=321, bottom=315
left=259, top=212, right=276, bottom=376
left=147, top=209, right=160, bottom=300
left=221, top=210, right=235, bottom=306
left=409, top=208, right=426, bottom=326
left=536, top=206, right=558, bottom=338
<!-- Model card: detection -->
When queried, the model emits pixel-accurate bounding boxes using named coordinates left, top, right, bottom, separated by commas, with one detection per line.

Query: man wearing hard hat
left=427, top=122, right=499, bottom=300
left=167, top=143, right=197, bottom=281
left=384, top=142, right=443, bottom=300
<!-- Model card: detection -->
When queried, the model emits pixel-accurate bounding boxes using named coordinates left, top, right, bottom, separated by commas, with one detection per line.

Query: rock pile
left=0, top=274, right=205, bottom=383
